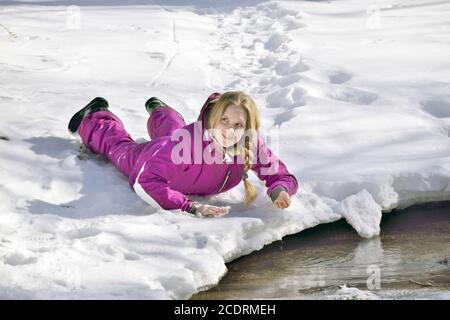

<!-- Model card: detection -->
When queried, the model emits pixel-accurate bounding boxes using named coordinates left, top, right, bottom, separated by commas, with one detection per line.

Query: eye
left=221, top=117, right=228, bottom=123
left=236, top=123, right=244, bottom=128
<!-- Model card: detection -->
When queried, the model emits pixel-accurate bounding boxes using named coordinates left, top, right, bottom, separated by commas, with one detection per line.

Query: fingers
left=210, top=206, right=224, bottom=213
left=284, top=198, right=291, bottom=207
left=207, top=207, right=224, bottom=216
left=205, top=211, right=226, bottom=217
left=201, top=205, right=229, bottom=217
left=275, top=201, right=284, bottom=209
left=275, top=198, right=290, bottom=209
left=212, top=207, right=228, bottom=217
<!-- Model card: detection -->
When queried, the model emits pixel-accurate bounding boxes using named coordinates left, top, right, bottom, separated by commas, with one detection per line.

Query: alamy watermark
left=66, top=6, right=81, bottom=30
left=366, top=265, right=381, bottom=290
left=168, top=121, right=281, bottom=175
left=366, top=5, right=382, bottom=30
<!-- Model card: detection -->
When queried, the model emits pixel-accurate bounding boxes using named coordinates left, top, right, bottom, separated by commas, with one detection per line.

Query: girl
left=68, top=91, right=298, bottom=217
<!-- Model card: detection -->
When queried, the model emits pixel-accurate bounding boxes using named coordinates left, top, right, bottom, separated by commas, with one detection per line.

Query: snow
left=1, top=0, right=450, bottom=299
left=329, top=284, right=380, bottom=300
left=337, top=189, right=382, bottom=238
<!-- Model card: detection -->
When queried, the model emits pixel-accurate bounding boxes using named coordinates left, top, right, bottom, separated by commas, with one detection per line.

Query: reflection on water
left=191, top=201, right=450, bottom=299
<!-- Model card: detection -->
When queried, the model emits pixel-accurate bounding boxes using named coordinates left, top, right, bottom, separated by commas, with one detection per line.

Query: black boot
left=145, top=97, right=184, bottom=120
left=145, top=97, right=168, bottom=116
left=68, top=97, right=109, bottom=134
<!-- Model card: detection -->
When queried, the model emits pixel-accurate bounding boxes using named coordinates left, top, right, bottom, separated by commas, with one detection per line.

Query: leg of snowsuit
left=147, top=106, right=186, bottom=139
left=78, top=111, right=144, bottom=178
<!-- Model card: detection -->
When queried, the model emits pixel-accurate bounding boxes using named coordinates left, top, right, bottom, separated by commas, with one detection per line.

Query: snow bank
left=1, top=0, right=450, bottom=299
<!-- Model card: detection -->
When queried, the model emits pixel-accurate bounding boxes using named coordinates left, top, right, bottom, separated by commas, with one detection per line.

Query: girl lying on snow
left=68, top=91, right=298, bottom=217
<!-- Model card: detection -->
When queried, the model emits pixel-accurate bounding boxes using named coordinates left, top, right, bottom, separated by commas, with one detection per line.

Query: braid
left=242, top=135, right=257, bottom=206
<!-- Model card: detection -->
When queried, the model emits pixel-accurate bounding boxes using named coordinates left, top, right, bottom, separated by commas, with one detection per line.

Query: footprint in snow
left=279, top=15, right=306, bottom=31
left=258, top=2, right=301, bottom=20
left=275, top=58, right=310, bottom=76
left=275, top=73, right=303, bottom=87
left=65, top=227, right=102, bottom=240
left=328, top=87, right=378, bottom=105
left=3, top=252, right=37, bottom=266
left=264, top=32, right=291, bottom=52
left=421, top=98, right=450, bottom=119
left=195, top=236, right=208, bottom=249
left=258, top=55, right=278, bottom=68
left=266, top=86, right=307, bottom=108
left=328, top=70, right=353, bottom=84
left=274, top=107, right=302, bottom=127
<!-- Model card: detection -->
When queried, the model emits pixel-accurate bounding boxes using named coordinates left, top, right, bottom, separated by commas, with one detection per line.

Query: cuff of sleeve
left=184, top=201, right=200, bottom=215
left=181, top=200, right=195, bottom=212
left=270, top=187, right=287, bottom=202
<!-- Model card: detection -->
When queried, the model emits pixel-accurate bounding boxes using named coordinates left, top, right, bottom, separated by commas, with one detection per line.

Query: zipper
left=217, top=169, right=232, bottom=193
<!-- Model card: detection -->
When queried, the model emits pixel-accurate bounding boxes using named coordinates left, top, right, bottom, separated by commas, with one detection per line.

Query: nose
left=222, top=126, right=233, bottom=132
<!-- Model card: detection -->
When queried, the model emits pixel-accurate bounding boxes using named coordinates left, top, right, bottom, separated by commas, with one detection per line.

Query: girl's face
left=212, top=103, right=247, bottom=148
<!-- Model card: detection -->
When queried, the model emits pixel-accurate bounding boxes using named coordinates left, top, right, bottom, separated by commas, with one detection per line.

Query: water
left=191, top=201, right=450, bottom=300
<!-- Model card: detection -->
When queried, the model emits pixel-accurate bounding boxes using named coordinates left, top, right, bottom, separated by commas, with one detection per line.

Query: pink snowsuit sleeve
left=251, top=134, right=298, bottom=199
left=133, top=140, right=194, bottom=212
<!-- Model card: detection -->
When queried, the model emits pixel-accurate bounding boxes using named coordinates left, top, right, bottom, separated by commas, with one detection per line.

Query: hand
left=274, top=191, right=291, bottom=209
left=196, top=204, right=229, bottom=218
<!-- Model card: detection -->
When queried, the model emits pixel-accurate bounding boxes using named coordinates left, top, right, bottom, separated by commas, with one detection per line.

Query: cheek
left=235, top=129, right=245, bottom=140
left=213, top=125, right=224, bottom=136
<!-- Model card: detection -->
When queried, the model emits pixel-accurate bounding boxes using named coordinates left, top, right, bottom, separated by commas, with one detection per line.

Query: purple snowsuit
left=78, top=92, right=298, bottom=213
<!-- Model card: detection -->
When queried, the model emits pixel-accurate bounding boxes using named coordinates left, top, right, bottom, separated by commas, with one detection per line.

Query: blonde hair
left=205, top=91, right=261, bottom=206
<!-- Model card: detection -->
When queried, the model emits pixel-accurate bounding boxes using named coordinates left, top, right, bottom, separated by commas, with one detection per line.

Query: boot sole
left=68, top=97, right=109, bottom=134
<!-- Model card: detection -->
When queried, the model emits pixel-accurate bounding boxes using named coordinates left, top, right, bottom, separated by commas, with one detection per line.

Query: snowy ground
left=0, top=0, right=449, bottom=299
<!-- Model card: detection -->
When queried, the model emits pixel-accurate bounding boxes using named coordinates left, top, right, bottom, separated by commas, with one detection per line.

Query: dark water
left=191, top=201, right=450, bottom=300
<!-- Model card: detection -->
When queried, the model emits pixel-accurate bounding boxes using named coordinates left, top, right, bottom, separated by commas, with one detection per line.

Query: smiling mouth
left=222, top=135, right=236, bottom=142
left=222, top=133, right=234, bottom=141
